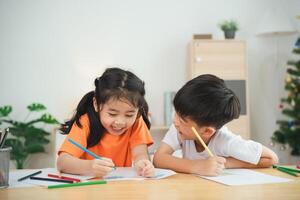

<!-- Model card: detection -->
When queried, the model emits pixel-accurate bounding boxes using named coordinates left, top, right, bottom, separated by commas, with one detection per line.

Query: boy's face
left=173, top=112, right=216, bottom=141
left=173, top=113, right=199, bottom=140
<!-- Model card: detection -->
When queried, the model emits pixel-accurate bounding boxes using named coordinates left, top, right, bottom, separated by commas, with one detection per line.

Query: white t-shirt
left=162, top=124, right=263, bottom=165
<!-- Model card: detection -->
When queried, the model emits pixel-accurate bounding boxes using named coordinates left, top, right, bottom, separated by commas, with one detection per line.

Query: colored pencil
left=18, top=170, right=42, bottom=181
left=68, top=138, right=116, bottom=169
left=273, top=165, right=300, bottom=173
left=48, top=173, right=81, bottom=182
left=276, top=167, right=298, bottom=177
left=30, top=176, right=75, bottom=183
left=191, top=127, right=214, bottom=157
left=48, top=180, right=107, bottom=189
left=68, top=138, right=102, bottom=159
left=0, top=128, right=9, bottom=148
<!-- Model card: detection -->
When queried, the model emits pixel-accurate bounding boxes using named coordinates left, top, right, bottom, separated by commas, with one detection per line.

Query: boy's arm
left=153, top=143, right=192, bottom=173
left=225, top=145, right=279, bottom=168
left=153, top=142, right=226, bottom=176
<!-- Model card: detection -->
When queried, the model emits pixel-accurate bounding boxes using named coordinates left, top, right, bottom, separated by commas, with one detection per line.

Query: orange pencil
left=191, top=126, right=214, bottom=157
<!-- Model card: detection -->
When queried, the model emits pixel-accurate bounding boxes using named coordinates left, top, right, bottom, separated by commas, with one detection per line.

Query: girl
left=57, top=68, right=155, bottom=178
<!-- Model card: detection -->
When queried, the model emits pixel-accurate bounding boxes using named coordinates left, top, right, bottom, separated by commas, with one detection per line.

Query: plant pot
left=224, top=30, right=236, bottom=39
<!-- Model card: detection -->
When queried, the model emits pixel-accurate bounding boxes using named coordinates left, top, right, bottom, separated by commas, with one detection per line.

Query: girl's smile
left=99, top=98, right=139, bottom=136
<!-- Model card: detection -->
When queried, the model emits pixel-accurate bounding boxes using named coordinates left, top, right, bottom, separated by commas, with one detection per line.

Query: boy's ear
left=93, top=97, right=98, bottom=112
left=201, top=127, right=216, bottom=138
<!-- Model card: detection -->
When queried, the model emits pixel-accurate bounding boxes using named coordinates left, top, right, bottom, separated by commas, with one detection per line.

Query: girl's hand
left=191, top=156, right=226, bottom=176
left=90, top=157, right=115, bottom=177
left=134, top=159, right=155, bottom=178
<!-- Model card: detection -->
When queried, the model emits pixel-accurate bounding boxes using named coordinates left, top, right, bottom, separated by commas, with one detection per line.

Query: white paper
left=103, top=167, right=176, bottom=181
left=9, top=169, right=41, bottom=188
left=8, top=167, right=176, bottom=188
left=9, top=168, right=94, bottom=188
left=198, top=169, right=292, bottom=186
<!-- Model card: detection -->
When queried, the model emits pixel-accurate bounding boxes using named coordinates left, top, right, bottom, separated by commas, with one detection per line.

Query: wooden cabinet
left=188, top=40, right=250, bottom=139
left=149, top=126, right=169, bottom=154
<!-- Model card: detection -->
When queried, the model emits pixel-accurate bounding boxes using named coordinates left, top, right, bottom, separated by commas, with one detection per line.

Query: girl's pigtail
left=86, top=103, right=105, bottom=148
left=60, top=91, right=95, bottom=134
left=140, top=99, right=151, bottom=130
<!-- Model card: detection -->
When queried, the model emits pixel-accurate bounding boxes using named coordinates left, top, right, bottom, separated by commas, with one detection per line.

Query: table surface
left=1, top=168, right=300, bottom=200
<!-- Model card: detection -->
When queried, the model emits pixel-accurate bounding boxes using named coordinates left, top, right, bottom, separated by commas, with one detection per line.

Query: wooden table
left=1, top=168, right=299, bottom=200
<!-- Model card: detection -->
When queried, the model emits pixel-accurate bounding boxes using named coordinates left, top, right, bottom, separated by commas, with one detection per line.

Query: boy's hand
left=90, top=157, right=115, bottom=177
left=191, top=156, right=226, bottom=176
left=134, top=159, right=155, bottom=178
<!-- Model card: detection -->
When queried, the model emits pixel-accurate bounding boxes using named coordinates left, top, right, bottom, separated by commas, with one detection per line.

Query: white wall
left=0, top=0, right=299, bottom=168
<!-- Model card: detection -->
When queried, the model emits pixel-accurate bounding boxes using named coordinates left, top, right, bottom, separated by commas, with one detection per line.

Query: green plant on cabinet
left=218, top=19, right=239, bottom=39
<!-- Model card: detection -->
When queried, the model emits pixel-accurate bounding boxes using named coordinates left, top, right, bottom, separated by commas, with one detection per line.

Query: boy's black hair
left=60, top=67, right=150, bottom=148
left=173, top=74, right=240, bottom=129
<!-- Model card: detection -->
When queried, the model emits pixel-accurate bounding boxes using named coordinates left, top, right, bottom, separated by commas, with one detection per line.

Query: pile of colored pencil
left=0, top=128, right=9, bottom=148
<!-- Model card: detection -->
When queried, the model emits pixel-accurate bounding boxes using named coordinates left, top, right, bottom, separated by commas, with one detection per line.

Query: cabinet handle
left=195, top=56, right=202, bottom=63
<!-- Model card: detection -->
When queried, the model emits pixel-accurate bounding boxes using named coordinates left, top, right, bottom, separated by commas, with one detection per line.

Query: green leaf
left=40, top=113, right=59, bottom=124
left=24, top=135, right=50, bottom=146
left=9, top=124, right=28, bottom=137
left=27, top=103, right=46, bottom=112
left=282, top=108, right=297, bottom=118
left=26, top=143, right=45, bottom=153
left=287, top=60, right=300, bottom=68
left=0, top=105, right=12, bottom=117
left=272, top=131, right=286, bottom=144
left=4, top=138, right=28, bottom=160
left=293, top=48, right=300, bottom=54
left=218, top=19, right=238, bottom=31
left=287, top=68, right=300, bottom=76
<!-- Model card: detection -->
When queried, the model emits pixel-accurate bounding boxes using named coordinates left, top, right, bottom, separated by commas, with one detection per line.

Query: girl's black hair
left=60, top=67, right=151, bottom=148
left=173, top=74, right=240, bottom=130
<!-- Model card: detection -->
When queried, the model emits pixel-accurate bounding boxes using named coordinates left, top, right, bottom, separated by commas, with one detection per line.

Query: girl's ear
left=93, top=97, right=98, bottom=112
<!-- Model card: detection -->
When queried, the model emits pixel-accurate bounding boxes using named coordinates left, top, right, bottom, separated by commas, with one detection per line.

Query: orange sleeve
left=129, top=116, right=153, bottom=149
left=58, top=114, right=90, bottom=158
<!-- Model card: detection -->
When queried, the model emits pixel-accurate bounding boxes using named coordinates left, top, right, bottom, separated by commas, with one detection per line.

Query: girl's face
left=98, top=98, right=139, bottom=136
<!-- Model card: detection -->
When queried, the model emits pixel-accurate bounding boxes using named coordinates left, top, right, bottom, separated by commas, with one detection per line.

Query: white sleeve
left=217, top=127, right=263, bottom=165
left=162, top=124, right=181, bottom=151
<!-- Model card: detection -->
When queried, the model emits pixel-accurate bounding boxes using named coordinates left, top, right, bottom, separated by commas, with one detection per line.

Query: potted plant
left=218, top=19, right=239, bottom=39
left=0, top=103, right=59, bottom=169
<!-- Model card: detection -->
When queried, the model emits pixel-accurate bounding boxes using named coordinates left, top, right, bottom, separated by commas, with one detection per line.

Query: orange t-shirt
left=58, top=114, right=153, bottom=167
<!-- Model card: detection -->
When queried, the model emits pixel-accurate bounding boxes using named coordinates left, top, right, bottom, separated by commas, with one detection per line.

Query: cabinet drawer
left=191, top=41, right=246, bottom=79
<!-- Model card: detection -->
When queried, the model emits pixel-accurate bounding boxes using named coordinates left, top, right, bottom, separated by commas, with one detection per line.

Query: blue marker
left=68, top=138, right=116, bottom=169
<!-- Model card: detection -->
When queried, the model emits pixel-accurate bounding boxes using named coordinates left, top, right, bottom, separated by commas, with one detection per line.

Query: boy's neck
left=194, top=136, right=212, bottom=153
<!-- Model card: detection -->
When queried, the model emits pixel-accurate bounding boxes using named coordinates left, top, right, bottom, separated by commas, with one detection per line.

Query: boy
left=153, top=74, right=278, bottom=176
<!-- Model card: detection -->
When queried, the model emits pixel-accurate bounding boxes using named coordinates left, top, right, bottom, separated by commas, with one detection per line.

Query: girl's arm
left=132, top=144, right=151, bottom=161
left=132, top=144, right=155, bottom=177
left=225, top=146, right=279, bottom=168
left=57, top=152, right=114, bottom=177
left=153, top=143, right=226, bottom=176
